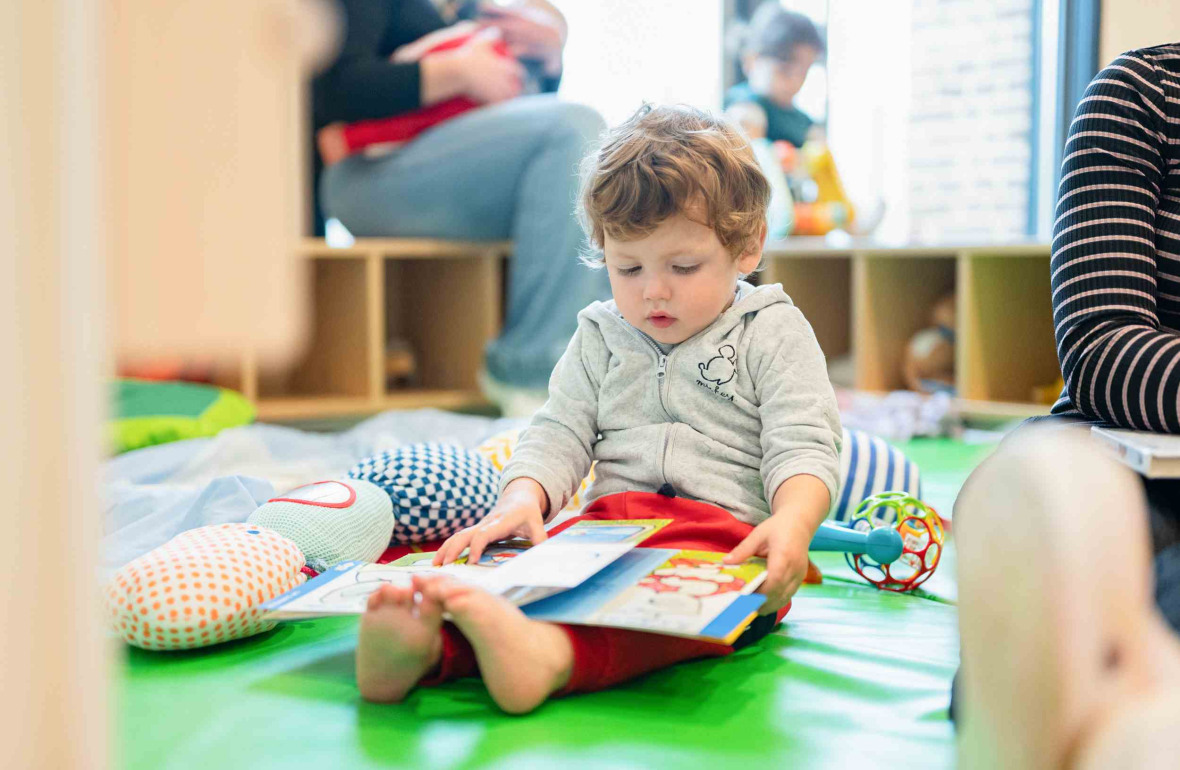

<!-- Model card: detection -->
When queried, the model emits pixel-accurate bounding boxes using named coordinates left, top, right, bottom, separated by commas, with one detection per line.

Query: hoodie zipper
left=611, top=288, right=753, bottom=489
left=626, top=326, right=676, bottom=487
left=630, top=326, right=673, bottom=418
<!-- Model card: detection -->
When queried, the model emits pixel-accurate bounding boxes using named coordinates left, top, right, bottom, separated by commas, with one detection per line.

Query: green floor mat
left=115, top=437, right=996, bottom=769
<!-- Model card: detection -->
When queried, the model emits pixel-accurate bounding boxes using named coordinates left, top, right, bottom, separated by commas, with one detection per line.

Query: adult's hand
left=420, top=27, right=524, bottom=105
left=390, top=20, right=479, bottom=63
left=479, top=2, right=565, bottom=76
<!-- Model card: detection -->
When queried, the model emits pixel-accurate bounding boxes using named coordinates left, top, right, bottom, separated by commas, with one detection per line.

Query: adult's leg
left=955, top=427, right=1180, bottom=770
left=950, top=415, right=1180, bottom=722
left=321, top=95, right=610, bottom=389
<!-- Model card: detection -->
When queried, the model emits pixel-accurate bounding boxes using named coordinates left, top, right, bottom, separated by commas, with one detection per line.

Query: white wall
left=825, top=0, right=914, bottom=242
left=1100, top=0, right=1180, bottom=65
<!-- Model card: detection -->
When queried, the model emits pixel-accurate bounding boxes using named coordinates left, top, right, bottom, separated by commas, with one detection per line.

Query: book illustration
left=584, top=552, right=767, bottom=638
left=521, top=549, right=768, bottom=643
left=633, top=554, right=757, bottom=614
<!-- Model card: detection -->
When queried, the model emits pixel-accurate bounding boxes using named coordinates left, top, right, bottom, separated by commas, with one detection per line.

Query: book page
left=262, top=520, right=671, bottom=619
left=523, top=550, right=768, bottom=642
left=489, top=519, right=670, bottom=589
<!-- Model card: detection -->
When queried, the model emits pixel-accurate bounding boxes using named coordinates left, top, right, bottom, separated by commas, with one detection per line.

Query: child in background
left=725, top=4, right=824, bottom=148
left=725, top=101, right=795, bottom=239
left=355, top=104, right=842, bottom=713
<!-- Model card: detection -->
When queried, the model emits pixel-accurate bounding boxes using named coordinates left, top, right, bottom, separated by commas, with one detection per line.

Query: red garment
left=329, top=35, right=513, bottom=160
left=419, top=491, right=791, bottom=694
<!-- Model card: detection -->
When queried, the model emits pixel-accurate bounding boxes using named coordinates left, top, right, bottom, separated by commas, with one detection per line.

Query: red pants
left=419, top=492, right=791, bottom=694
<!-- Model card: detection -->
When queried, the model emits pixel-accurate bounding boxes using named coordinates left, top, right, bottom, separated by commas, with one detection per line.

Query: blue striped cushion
left=829, top=428, right=922, bottom=525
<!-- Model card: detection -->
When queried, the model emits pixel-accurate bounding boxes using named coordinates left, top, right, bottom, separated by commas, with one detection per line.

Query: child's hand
left=723, top=516, right=812, bottom=615
left=433, top=478, right=548, bottom=566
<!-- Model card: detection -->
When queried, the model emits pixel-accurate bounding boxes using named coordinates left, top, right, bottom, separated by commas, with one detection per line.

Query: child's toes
left=366, top=584, right=392, bottom=610
left=439, top=587, right=480, bottom=616
left=418, top=575, right=456, bottom=603
left=410, top=576, right=444, bottom=622
left=367, top=583, right=412, bottom=610
left=435, top=578, right=474, bottom=605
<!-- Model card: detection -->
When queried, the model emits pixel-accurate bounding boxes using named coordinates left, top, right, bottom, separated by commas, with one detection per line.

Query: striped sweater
left=1052, top=43, right=1180, bottom=431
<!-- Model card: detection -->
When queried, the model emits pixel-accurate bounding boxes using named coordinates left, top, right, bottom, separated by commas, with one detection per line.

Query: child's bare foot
left=355, top=578, right=443, bottom=703
left=419, top=576, right=573, bottom=714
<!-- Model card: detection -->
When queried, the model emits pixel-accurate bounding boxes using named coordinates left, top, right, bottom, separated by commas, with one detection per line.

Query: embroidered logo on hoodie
left=697, top=345, right=737, bottom=401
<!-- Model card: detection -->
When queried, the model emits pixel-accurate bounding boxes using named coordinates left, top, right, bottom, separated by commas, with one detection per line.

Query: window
left=554, top=0, right=1098, bottom=243
left=553, top=0, right=725, bottom=125
left=723, top=0, right=1097, bottom=242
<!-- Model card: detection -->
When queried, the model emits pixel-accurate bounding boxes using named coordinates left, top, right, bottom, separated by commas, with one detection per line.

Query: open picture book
left=261, top=519, right=770, bottom=645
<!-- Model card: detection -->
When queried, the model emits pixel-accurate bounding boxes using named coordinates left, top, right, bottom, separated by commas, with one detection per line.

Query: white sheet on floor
left=102, top=409, right=521, bottom=581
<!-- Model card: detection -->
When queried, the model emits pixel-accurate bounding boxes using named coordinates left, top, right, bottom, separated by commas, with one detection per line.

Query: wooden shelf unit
left=236, top=238, right=510, bottom=421
left=761, top=238, right=1056, bottom=418
left=227, top=237, right=1056, bottom=421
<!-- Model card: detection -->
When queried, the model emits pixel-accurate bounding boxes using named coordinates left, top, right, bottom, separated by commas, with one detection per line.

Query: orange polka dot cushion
left=104, top=523, right=305, bottom=650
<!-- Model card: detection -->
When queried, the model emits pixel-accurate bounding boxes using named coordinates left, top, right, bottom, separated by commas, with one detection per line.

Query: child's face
left=603, top=211, right=762, bottom=345
left=744, top=45, right=819, bottom=108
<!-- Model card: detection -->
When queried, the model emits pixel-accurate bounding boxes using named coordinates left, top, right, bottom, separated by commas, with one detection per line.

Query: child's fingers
left=432, top=535, right=456, bottom=565
left=467, top=510, right=528, bottom=563
left=435, top=530, right=469, bottom=565
left=436, top=529, right=473, bottom=565
left=754, top=581, right=787, bottom=615
left=466, top=526, right=498, bottom=566
left=755, top=552, right=789, bottom=607
left=526, top=516, right=548, bottom=547
left=758, top=560, right=806, bottom=614
left=723, top=530, right=764, bottom=564
left=782, top=573, right=804, bottom=602
left=764, top=550, right=787, bottom=588
left=432, top=539, right=451, bottom=566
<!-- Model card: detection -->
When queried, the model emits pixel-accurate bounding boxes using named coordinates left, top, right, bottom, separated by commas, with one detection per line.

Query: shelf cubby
left=231, top=237, right=1057, bottom=422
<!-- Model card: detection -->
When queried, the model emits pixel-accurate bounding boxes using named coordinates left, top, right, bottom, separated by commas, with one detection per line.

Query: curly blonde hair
left=579, top=104, right=770, bottom=265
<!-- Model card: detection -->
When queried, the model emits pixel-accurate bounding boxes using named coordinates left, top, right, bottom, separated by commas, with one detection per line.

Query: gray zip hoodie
left=500, top=281, right=842, bottom=525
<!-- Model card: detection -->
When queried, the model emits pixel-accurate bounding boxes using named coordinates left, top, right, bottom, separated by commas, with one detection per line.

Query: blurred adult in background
left=1045, top=42, right=1180, bottom=633
left=313, top=0, right=608, bottom=416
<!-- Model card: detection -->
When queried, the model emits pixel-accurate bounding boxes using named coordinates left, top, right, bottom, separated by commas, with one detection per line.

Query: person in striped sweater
left=952, top=44, right=1180, bottom=770
left=1052, top=44, right=1180, bottom=431
left=1049, top=42, right=1180, bottom=634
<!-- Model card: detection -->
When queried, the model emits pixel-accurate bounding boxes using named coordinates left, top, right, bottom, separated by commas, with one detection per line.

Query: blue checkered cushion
left=347, top=443, right=499, bottom=544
